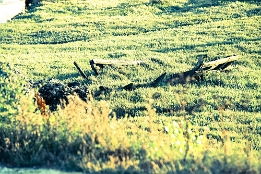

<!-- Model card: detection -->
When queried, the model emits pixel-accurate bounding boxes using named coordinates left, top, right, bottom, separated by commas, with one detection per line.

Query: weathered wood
left=89, top=59, right=100, bottom=75
left=90, top=59, right=146, bottom=75
left=200, top=55, right=239, bottom=71
left=150, top=72, right=166, bottom=87
left=166, top=54, right=205, bottom=85
left=91, top=59, right=146, bottom=65
left=122, top=83, right=135, bottom=91
left=91, top=54, right=240, bottom=97
left=73, top=61, right=88, bottom=80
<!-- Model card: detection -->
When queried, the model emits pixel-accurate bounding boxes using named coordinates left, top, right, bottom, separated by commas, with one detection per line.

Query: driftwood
left=87, top=55, right=240, bottom=96
left=199, top=55, right=239, bottom=71
left=166, top=54, right=205, bottom=85
left=90, top=59, right=146, bottom=75
left=73, top=61, right=88, bottom=80
left=165, top=55, right=239, bottom=85
left=120, top=72, right=167, bottom=91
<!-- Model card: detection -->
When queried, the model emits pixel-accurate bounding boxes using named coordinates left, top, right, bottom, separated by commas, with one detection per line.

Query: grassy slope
left=0, top=0, right=261, bottom=173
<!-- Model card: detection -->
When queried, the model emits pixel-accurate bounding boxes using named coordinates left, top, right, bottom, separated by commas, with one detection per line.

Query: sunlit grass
left=0, top=0, right=260, bottom=173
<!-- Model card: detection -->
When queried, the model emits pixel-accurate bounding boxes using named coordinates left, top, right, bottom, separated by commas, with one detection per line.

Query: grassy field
left=0, top=0, right=261, bottom=173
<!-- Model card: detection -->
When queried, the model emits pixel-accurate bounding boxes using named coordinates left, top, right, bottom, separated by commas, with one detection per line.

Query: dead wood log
left=90, top=59, right=146, bottom=75
left=166, top=54, right=205, bottom=85
left=150, top=72, right=167, bottom=87
left=121, top=72, right=167, bottom=91
left=122, top=83, right=135, bottom=91
left=199, top=55, right=239, bottom=71
left=92, top=54, right=240, bottom=97
left=73, top=61, right=88, bottom=80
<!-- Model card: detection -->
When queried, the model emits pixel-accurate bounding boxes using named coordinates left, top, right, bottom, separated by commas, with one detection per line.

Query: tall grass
left=0, top=0, right=261, bottom=173
left=0, top=65, right=260, bottom=173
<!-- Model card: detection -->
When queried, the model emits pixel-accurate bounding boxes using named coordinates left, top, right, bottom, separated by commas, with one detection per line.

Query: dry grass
left=0, top=0, right=260, bottom=173
left=0, top=90, right=260, bottom=173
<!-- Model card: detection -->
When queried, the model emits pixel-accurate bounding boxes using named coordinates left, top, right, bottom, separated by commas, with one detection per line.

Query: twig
left=73, top=61, right=88, bottom=80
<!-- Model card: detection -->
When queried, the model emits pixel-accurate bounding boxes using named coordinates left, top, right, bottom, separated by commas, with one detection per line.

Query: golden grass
left=0, top=0, right=261, bottom=172
left=0, top=92, right=259, bottom=173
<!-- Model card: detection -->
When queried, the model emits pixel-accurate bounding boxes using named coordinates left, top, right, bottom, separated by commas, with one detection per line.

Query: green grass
left=0, top=0, right=261, bottom=173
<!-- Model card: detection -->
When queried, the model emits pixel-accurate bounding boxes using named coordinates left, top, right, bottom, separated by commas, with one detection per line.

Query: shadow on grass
left=55, top=69, right=94, bottom=82
left=246, top=7, right=261, bottom=17
left=156, top=0, right=260, bottom=15
left=8, top=0, right=259, bottom=45
left=156, top=3, right=218, bottom=15
left=55, top=72, right=85, bottom=81
left=152, top=37, right=261, bottom=53
left=225, top=0, right=260, bottom=3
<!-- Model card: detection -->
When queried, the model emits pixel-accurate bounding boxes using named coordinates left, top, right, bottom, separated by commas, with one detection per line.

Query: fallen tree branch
left=90, top=59, right=146, bottom=75
left=150, top=72, right=167, bottom=87
left=166, top=54, right=205, bottom=85
left=74, top=61, right=88, bottom=80
left=199, top=55, right=239, bottom=71
left=92, top=54, right=240, bottom=97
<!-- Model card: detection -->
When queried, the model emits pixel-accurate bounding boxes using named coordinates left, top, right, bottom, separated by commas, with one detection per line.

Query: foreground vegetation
left=0, top=0, right=261, bottom=173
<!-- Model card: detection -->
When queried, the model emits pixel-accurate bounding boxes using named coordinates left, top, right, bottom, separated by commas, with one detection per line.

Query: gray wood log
left=90, top=59, right=146, bottom=75
left=92, top=55, right=240, bottom=97
left=199, top=55, right=239, bottom=71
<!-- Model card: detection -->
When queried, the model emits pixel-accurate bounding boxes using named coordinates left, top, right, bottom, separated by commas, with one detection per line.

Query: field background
left=0, top=0, right=261, bottom=173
